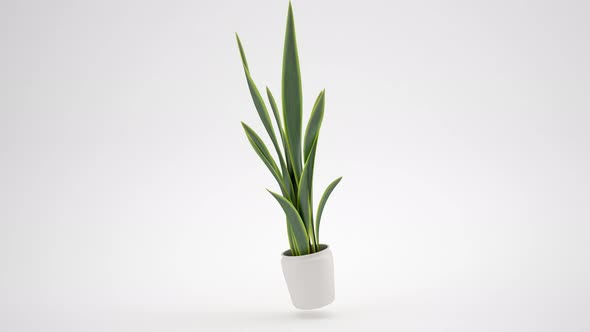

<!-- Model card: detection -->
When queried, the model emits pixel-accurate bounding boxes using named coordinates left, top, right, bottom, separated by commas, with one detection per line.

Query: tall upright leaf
left=298, top=138, right=318, bottom=250
left=315, top=177, right=343, bottom=244
left=267, top=87, right=296, bottom=200
left=265, top=87, right=286, bottom=150
left=287, top=222, right=298, bottom=255
left=268, top=190, right=310, bottom=255
left=282, top=2, right=303, bottom=180
left=288, top=223, right=301, bottom=255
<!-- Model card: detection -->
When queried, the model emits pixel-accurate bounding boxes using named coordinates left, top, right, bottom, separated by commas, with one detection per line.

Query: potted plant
left=236, top=1, right=343, bottom=310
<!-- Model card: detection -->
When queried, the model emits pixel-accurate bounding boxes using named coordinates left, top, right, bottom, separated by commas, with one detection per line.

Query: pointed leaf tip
left=315, top=176, right=343, bottom=243
left=282, top=0, right=303, bottom=179
left=267, top=189, right=310, bottom=255
left=303, top=90, right=326, bottom=160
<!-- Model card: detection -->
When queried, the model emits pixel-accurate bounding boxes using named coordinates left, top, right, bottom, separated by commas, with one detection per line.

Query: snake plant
left=237, top=2, right=342, bottom=256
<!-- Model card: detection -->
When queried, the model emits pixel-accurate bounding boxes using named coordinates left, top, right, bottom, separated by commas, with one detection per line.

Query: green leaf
left=268, top=190, right=310, bottom=255
left=236, top=34, right=288, bottom=190
left=267, top=87, right=296, bottom=200
left=315, top=177, right=342, bottom=244
left=298, top=137, right=318, bottom=249
left=282, top=2, right=303, bottom=180
left=303, top=90, right=325, bottom=161
left=287, top=223, right=300, bottom=256
left=266, top=87, right=285, bottom=146
left=235, top=33, right=249, bottom=72
left=242, top=122, right=288, bottom=195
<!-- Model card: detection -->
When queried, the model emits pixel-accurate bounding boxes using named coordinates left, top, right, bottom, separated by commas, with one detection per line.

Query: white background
left=1, top=0, right=589, bottom=331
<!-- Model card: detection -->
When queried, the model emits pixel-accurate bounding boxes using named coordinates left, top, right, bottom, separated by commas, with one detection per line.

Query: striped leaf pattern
left=237, top=2, right=342, bottom=255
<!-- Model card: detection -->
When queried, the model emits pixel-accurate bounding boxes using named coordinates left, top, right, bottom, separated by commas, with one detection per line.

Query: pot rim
left=281, top=244, right=330, bottom=259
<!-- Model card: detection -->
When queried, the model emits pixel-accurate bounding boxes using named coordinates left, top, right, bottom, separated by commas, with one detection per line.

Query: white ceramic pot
left=281, top=244, right=335, bottom=310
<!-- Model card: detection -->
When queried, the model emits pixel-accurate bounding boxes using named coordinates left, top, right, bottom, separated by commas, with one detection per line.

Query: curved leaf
left=236, top=35, right=288, bottom=189
left=242, top=122, right=288, bottom=195
left=268, top=190, right=310, bottom=255
left=237, top=35, right=276, bottom=142
left=303, top=90, right=325, bottom=161
left=315, top=177, right=342, bottom=244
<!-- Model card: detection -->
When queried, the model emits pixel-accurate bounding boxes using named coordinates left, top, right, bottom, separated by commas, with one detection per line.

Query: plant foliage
left=237, top=2, right=342, bottom=255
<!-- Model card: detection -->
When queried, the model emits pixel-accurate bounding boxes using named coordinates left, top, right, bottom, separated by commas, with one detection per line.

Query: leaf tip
left=287, top=1, right=294, bottom=20
left=266, top=188, right=279, bottom=198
